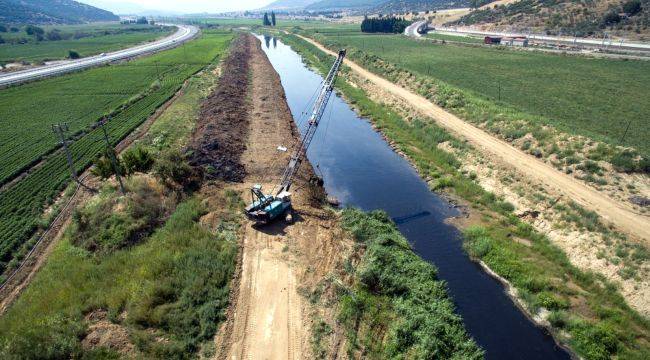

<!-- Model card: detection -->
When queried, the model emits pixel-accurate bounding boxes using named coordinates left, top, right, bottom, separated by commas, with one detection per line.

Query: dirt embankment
left=190, top=35, right=251, bottom=183
left=199, top=34, right=351, bottom=359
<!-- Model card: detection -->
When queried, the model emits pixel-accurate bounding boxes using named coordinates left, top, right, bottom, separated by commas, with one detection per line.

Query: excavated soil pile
left=190, top=34, right=251, bottom=182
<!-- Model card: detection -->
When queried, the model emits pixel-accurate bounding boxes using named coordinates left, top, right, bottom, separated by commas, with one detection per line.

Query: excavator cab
left=245, top=184, right=291, bottom=224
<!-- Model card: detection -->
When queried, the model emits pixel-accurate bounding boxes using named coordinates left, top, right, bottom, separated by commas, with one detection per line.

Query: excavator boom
left=245, top=48, right=346, bottom=224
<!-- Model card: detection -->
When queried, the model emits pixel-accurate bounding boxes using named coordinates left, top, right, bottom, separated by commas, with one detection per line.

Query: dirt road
left=213, top=34, right=344, bottom=359
left=298, top=35, right=650, bottom=242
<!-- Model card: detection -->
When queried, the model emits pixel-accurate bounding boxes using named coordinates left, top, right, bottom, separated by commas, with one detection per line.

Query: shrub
left=548, top=311, right=568, bottom=328
left=68, top=50, right=80, bottom=59
left=121, top=146, right=154, bottom=175
left=91, top=151, right=121, bottom=179
left=0, top=25, right=6, bottom=33
left=154, top=150, right=197, bottom=190
left=69, top=176, right=171, bottom=254
left=623, top=0, right=642, bottom=16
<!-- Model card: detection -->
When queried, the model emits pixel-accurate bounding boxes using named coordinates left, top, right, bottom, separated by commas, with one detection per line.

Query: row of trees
left=361, top=16, right=412, bottom=33
left=263, top=12, right=277, bottom=26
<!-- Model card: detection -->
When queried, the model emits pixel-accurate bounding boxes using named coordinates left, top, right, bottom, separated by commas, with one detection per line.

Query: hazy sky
left=79, top=0, right=275, bottom=13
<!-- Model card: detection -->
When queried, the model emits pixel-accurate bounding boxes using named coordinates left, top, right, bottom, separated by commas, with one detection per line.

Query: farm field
left=425, top=32, right=484, bottom=44
left=0, top=24, right=173, bottom=63
left=303, top=28, right=650, bottom=155
left=0, top=30, right=232, bottom=276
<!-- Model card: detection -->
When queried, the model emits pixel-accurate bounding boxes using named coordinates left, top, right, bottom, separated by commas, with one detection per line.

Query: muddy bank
left=190, top=34, right=251, bottom=183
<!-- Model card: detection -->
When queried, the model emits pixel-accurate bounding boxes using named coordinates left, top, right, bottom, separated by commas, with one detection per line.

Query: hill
left=306, top=0, right=382, bottom=11
left=0, top=0, right=118, bottom=24
left=375, top=0, right=470, bottom=13
left=305, top=0, right=468, bottom=12
left=261, top=0, right=320, bottom=10
left=452, top=0, right=650, bottom=39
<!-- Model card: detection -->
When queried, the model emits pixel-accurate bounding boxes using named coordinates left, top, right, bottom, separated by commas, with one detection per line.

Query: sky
left=78, top=0, right=275, bottom=14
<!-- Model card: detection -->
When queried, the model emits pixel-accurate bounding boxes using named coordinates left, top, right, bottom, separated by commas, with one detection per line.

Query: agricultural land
left=0, top=23, right=174, bottom=65
left=0, top=30, right=231, bottom=279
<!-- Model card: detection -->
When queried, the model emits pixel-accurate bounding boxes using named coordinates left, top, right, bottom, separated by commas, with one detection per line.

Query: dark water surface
left=256, top=34, right=570, bottom=360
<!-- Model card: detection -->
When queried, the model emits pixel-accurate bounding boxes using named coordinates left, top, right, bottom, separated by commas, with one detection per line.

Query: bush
left=602, top=12, right=622, bottom=26
left=91, top=149, right=123, bottom=179
left=70, top=176, right=172, bottom=254
left=46, top=30, right=62, bottom=41
left=623, top=0, right=642, bottom=16
left=121, top=146, right=154, bottom=175
left=154, top=150, right=198, bottom=190
left=68, top=50, right=80, bottom=59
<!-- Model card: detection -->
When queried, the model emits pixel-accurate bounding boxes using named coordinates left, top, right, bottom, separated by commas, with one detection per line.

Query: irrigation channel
left=256, top=34, right=571, bottom=359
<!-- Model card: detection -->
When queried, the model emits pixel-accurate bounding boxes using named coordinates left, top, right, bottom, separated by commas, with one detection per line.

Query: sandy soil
left=297, top=34, right=650, bottom=244
left=212, top=34, right=349, bottom=359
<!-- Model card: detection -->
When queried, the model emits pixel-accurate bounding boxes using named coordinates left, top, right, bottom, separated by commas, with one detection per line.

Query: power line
left=51, top=123, right=94, bottom=192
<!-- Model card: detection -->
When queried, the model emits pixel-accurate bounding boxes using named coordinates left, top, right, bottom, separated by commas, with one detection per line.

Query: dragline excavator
left=245, top=49, right=346, bottom=224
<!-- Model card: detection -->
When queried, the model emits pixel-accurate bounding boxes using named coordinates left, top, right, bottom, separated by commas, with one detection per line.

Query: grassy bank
left=334, top=208, right=483, bottom=359
left=279, top=32, right=650, bottom=359
left=0, top=188, right=240, bottom=358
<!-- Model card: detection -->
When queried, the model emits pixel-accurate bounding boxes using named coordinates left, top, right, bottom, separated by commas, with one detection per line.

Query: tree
left=25, top=25, right=44, bottom=36
left=136, top=16, right=148, bottom=24
left=263, top=12, right=271, bottom=26
left=0, top=35, right=4, bottom=44
left=602, top=11, right=621, bottom=26
left=46, top=29, right=62, bottom=41
left=10, top=27, right=19, bottom=33
left=68, top=50, right=80, bottom=59
left=271, top=11, right=276, bottom=26
left=0, top=25, right=6, bottom=33
left=622, top=0, right=642, bottom=16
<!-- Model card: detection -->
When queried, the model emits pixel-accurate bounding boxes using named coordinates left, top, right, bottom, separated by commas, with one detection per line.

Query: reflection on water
left=256, top=34, right=571, bottom=360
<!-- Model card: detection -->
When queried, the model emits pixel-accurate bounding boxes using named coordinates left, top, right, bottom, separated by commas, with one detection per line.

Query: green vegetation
left=425, top=32, right=484, bottom=44
left=280, top=32, right=650, bottom=359
left=360, top=16, right=412, bottom=33
left=0, top=187, right=240, bottom=358
left=297, top=27, right=650, bottom=157
left=0, top=24, right=173, bottom=63
left=337, top=208, right=483, bottom=359
left=0, top=31, right=233, bottom=276
left=0, top=43, right=240, bottom=356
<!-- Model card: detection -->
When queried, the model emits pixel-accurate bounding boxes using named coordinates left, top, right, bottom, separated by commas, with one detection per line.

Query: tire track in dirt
left=297, top=34, right=650, bottom=242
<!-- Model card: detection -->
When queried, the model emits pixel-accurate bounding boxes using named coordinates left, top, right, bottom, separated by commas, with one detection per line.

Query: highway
left=0, top=24, right=199, bottom=87
left=431, top=26, right=650, bottom=52
left=404, top=20, right=427, bottom=38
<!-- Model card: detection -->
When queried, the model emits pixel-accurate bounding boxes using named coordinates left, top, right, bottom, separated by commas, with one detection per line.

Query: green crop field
left=0, top=30, right=233, bottom=275
left=0, top=24, right=173, bottom=63
left=303, top=28, right=650, bottom=155
left=424, top=32, right=484, bottom=44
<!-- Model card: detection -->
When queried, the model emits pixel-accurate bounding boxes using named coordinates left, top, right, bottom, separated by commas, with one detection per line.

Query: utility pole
left=619, top=119, right=632, bottom=145
left=498, top=81, right=501, bottom=101
left=52, top=123, right=94, bottom=191
left=154, top=60, right=160, bottom=80
left=99, top=119, right=126, bottom=194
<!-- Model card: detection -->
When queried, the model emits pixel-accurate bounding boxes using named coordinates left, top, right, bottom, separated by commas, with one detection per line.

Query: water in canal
left=256, top=34, right=570, bottom=360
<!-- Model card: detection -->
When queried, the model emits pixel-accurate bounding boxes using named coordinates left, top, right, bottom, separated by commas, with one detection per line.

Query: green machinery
left=245, top=49, right=346, bottom=224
